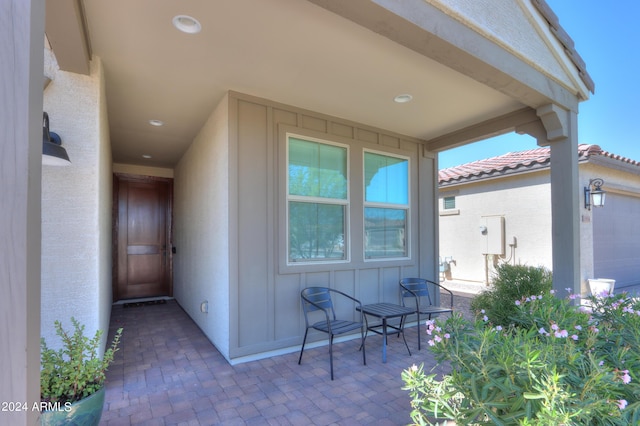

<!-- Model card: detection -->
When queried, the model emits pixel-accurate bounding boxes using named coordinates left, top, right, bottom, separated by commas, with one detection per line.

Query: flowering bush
left=471, top=264, right=552, bottom=326
left=402, top=290, right=640, bottom=425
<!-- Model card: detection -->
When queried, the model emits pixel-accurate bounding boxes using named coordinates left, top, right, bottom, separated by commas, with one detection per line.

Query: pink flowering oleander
left=621, top=370, right=632, bottom=384
left=515, top=300, right=521, bottom=306
left=618, top=399, right=628, bottom=410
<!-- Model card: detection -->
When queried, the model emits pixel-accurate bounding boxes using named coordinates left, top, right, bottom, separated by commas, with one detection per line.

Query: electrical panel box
left=481, top=216, right=505, bottom=255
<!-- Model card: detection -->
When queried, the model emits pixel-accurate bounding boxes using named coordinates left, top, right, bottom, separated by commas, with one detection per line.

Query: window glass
left=364, top=151, right=409, bottom=259
left=443, top=196, right=456, bottom=209
left=364, top=208, right=406, bottom=258
left=288, top=136, right=348, bottom=263
left=364, top=152, right=408, bottom=204
left=289, top=202, right=345, bottom=262
left=289, top=138, right=347, bottom=199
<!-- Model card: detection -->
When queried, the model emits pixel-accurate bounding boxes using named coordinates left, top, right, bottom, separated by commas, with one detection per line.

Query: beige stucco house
left=439, top=145, right=640, bottom=292
left=2, top=1, right=595, bottom=422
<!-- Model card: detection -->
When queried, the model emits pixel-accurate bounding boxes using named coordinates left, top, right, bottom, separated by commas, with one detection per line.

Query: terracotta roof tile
left=439, top=144, right=639, bottom=184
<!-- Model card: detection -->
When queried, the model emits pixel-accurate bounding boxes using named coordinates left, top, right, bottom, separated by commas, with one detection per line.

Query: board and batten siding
left=228, top=92, right=438, bottom=360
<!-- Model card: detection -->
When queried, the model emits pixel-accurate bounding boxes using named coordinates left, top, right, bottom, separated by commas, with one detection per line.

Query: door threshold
left=114, top=296, right=174, bottom=306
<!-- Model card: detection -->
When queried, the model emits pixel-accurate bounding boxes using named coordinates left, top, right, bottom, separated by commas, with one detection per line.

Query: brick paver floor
left=100, top=292, right=474, bottom=425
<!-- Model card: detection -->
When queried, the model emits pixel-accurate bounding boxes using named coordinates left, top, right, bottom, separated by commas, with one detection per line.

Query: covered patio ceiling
left=45, top=0, right=580, bottom=168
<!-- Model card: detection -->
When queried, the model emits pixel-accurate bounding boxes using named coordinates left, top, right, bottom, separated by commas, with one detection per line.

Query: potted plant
left=40, top=317, right=123, bottom=426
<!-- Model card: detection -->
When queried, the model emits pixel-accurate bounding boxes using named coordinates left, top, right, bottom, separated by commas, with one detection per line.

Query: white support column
left=0, top=1, right=44, bottom=424
left=537, top=104, right=581, bottom=295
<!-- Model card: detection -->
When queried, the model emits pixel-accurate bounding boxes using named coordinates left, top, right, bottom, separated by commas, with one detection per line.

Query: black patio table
left=356, top=302, right=414, bottom=363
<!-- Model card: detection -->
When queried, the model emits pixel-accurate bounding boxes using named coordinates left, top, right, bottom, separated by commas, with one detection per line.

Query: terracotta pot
left=40, top=387, right=105, bottom=426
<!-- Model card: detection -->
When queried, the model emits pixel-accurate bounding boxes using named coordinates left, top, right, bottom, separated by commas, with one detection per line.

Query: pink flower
left=482, top=315, right=488, bottom=322
left=551, top=324, right=559, bottom=331
left=427, top=339, right=435, bottom=347
left=599, top=360, right=605, bottom=367
left=515, top=300, right=521, bottom=306
left=618, top=399, right=628, bottom=410
left=571, top=334, right=579, bottom=341
left=434, top=335, right=442, bottom=343
left=443, top=333, right=450, bottom=339
left=622, top=371, right=631, bottom=384
left=574, top=325, right=582, bottom=331
left=554, top=330, right=568, bottom=338
left=538, top=327, right=547, bottom=335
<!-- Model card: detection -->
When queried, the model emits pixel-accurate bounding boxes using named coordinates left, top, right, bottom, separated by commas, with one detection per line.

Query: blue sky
left=439, top=1, right=639, bottom=169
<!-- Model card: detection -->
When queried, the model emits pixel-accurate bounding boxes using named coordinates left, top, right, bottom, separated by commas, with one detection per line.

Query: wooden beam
left=45, top=0, right=91, bottom=74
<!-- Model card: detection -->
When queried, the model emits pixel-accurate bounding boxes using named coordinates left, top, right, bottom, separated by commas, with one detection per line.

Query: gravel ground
left=450, top=291, right=476, bottom=322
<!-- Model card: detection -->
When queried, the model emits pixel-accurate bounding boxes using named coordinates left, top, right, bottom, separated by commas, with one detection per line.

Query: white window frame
left=363, top=149, right=410, bottom=261
left=286, top=133, right=350, bottom=265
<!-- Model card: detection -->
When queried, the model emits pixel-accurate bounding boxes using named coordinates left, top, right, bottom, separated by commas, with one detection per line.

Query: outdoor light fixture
left=42, top=112, right=71, bottom=166
left=584, top=178, right=605, bottom=210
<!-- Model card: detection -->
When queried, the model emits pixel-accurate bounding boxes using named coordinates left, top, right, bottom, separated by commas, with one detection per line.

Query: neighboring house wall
left=440, top=149, right=640, bottom=293
left=174, top=91, right=438, bottom=363
left=439, top=171, right=552, bottom=284
left=581, top=162, right=640, bottom=290
left=41, top=54, right=113, bottom=352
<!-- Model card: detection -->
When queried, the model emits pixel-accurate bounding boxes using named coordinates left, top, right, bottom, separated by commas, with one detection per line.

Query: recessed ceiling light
left=172, top=15, right=201, bottom=34
left=149, top=119, right=164, bottom=127
left=142, top=154, right=152, bottom=159
left=394, top=94, right=413, bottom=103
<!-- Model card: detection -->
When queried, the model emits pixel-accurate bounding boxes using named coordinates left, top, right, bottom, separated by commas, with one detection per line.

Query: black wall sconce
left=42, top=112, right=71, bottom=166
left=584, top=178, right=605, bottom=210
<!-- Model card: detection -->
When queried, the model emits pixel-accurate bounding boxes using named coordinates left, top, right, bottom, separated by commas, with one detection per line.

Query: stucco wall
left=439, top=171, right=553, bottom=284
left=426, top=0, right=575, bottom=92
left=174, top=94, right=231, bottom=358
left=41, top=54, right=113, bottom=352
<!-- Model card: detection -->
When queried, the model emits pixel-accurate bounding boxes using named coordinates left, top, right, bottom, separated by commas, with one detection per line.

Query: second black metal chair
left=298, top=287, right=366, bottom=380
left=399, top=278, right=454, bottom=350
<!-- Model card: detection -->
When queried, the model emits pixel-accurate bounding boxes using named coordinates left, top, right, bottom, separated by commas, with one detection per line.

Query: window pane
left=444, top=196, right=456, bottom=209
left=364, top=207, right=407, bottom=258
left=289, top=138, right=347, bottom=199
left=364, top=152, right=408, bottom=204
left=289, top=202, right=345, bottom=262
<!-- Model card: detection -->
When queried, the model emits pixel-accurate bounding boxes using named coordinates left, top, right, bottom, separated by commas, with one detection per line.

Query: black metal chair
left=399, top=278, right=454, bottom=350
left=298, top=287, right=366, bottom=380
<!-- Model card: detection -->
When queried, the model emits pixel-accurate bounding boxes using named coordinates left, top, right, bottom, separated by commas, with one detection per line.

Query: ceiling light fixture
left=142, top=154, right=152, bottom=159
left=394, top=94, right=413, bottom=103
left=172, top=15, right=202, bottom=34
left=149, top=119, right=164, bottom=127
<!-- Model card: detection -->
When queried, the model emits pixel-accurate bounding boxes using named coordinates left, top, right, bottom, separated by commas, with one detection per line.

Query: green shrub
left=41, top=318, right=123, bottom=404
left=402, top=291, right=640, bottom=425
left=470, top=264, right=552, bottom=325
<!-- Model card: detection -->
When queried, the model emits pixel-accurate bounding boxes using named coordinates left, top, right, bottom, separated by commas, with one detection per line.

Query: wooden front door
left=114, top=174, right=173, bottom=301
